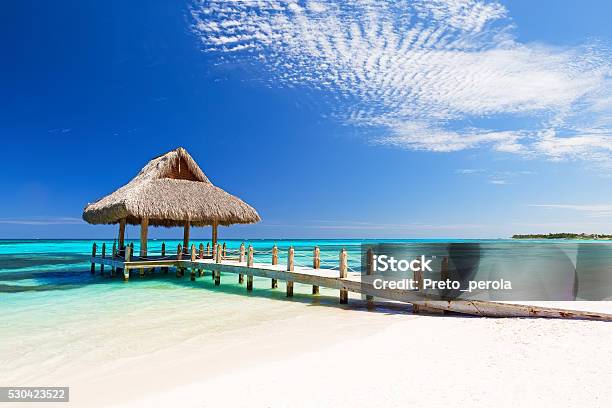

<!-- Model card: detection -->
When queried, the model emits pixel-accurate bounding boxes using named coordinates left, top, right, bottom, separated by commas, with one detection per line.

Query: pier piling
left=161, top=243, right=168, bottom=274
left=176, top=244, right=184, bottom=277
left=239, top=243, right=245, bottom=284
left=100, top=243, right=106, bottom=275
left=111, top=242, right=117, bottom=277
left=271, top=245, right=278, bottom=288
left=90, top=243, right=97, bottom=274
left=286, top=246, right=294, bottom=297
left=339, top=249, right=348, bottom=304
left=246, top=245, right=254, bottom=291
left=198, top=243, right=204, bottom=276
left=190, top=244, right=197, bottom=281
left=214, top=244, right=221, bottom=285
left=366, top=248, right=374, bottom=306
left=312, top=246, right=320, bottom=295
left=123, top=246, right=131, bottom=281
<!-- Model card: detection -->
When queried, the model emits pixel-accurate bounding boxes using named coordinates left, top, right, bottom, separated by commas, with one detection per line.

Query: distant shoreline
left=512, top=233, right=612, bottom=240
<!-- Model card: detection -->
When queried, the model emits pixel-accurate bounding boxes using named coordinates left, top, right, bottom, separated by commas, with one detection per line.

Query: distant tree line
left=512, top=233, right=612, bottom=240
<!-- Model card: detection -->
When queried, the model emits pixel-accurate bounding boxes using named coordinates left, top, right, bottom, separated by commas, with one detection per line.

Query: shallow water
left=2, top=238, right=611, bottom=386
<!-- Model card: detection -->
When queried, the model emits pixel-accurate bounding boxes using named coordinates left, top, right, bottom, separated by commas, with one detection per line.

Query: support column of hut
left=183, top=220, right=190, bottom=253
left=117, top=218, right=126, bottom=275
left=211, top=221, right=218, bottom=251
left=118, top=218, right=126, bottom=253
left=139, top=217, right=148, bottom=277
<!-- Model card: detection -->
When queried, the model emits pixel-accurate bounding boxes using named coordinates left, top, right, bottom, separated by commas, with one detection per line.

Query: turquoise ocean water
left=2, top=238, right=611, bottom=386
left=2, top=238, right=611, bottom=301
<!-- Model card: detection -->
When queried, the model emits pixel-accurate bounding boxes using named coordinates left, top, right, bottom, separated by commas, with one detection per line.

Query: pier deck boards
left=90, top=255, right=612, bottom=322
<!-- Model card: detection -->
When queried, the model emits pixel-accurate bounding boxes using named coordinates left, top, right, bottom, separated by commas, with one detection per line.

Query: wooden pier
left=90, top=242, right=612, bottom=322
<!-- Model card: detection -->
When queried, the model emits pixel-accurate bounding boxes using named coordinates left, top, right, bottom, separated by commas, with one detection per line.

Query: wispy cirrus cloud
left=191, top=0, right=612, bottom=165
left=0, top=217, right=84, bottom=225
left=529, top=204, right=612, bottom=218
left=456, top=168, right=532, bottom=185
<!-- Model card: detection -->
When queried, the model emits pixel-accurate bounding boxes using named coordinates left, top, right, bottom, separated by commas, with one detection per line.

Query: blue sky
left=1, top=0, right=612, bottom=239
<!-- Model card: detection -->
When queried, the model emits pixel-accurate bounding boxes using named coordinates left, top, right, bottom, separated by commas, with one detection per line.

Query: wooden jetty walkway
left=89, top=241, right=612, bottom=322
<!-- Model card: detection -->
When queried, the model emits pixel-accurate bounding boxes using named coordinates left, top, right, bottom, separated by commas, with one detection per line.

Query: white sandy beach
left=4, top=287, right=611, bottom=408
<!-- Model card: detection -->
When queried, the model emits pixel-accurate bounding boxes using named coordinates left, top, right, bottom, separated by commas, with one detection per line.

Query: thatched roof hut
left=83, top=147, right=260, bottom=254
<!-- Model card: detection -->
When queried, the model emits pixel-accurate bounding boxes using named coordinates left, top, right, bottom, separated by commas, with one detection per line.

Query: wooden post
left=161, top=242, right=168, bottom=273
left=246, top=245, right=253, bottom=266
left=183, top=221, right=190, bottom=252
left=286, top=246, right=294, bottom=297
left=412, top=257, right=446, bottom=315
left=238, top=243, right=245, bottom=284
left=176, top=244, right=184, bottom=277
left=412, top=270, right=423, bottom=313
left=413, top=258, right=424, bottom=314
left=118, top=218, right=126, bottom=254
left=366, top=248, right=374, bottom=305
left=313, top=246, right=320, bottom=269
left=214, top=244, right=221, bottom=285
left=124, top=245, right=131, bottom=281
left=215, top=244, right=222, bottom=263
left=222, top=242, right=226, bottom=259
left=312, top=246, right=320, bottom=295
left=246, top=245, right=254, bottom=291
left=190, top=244, right=196, bottom=281
left=271, top=244, right=278, bottom=288
left=198, top=243, right=204, bottom=276
left=272, top=245, right=278, bottom=265
left=140, top=218, right=148, bottom=257
left=111, top=242, right=117, bottom=277
left=100, top=243, right=106, bottom=275
left=139, top=218, right=147, bottom=278
left=339, top=248, right=348, bottom=304
left=239, top=243, right=246, bottom=262
left=211, top=221, right=218, bottom=250
left=210, top=243, right=216, bottom=280
left=90, top=242, right=97, bottom=274
left=441, top=256, right=449, bottom=281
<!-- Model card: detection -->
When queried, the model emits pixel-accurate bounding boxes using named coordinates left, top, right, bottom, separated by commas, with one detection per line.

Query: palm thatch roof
left=82, top=147, right=261, bottom=227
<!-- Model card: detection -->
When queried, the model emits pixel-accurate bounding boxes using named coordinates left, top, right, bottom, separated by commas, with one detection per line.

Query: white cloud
left=488, top=179, right=507, bottom=185
left=0, top=217, right=84, bottom=225
left=529, top=204, right=612, bottom=218
left=457, top=168, right=533, bottom=185
left=191, top=0, right=612, bottom=165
